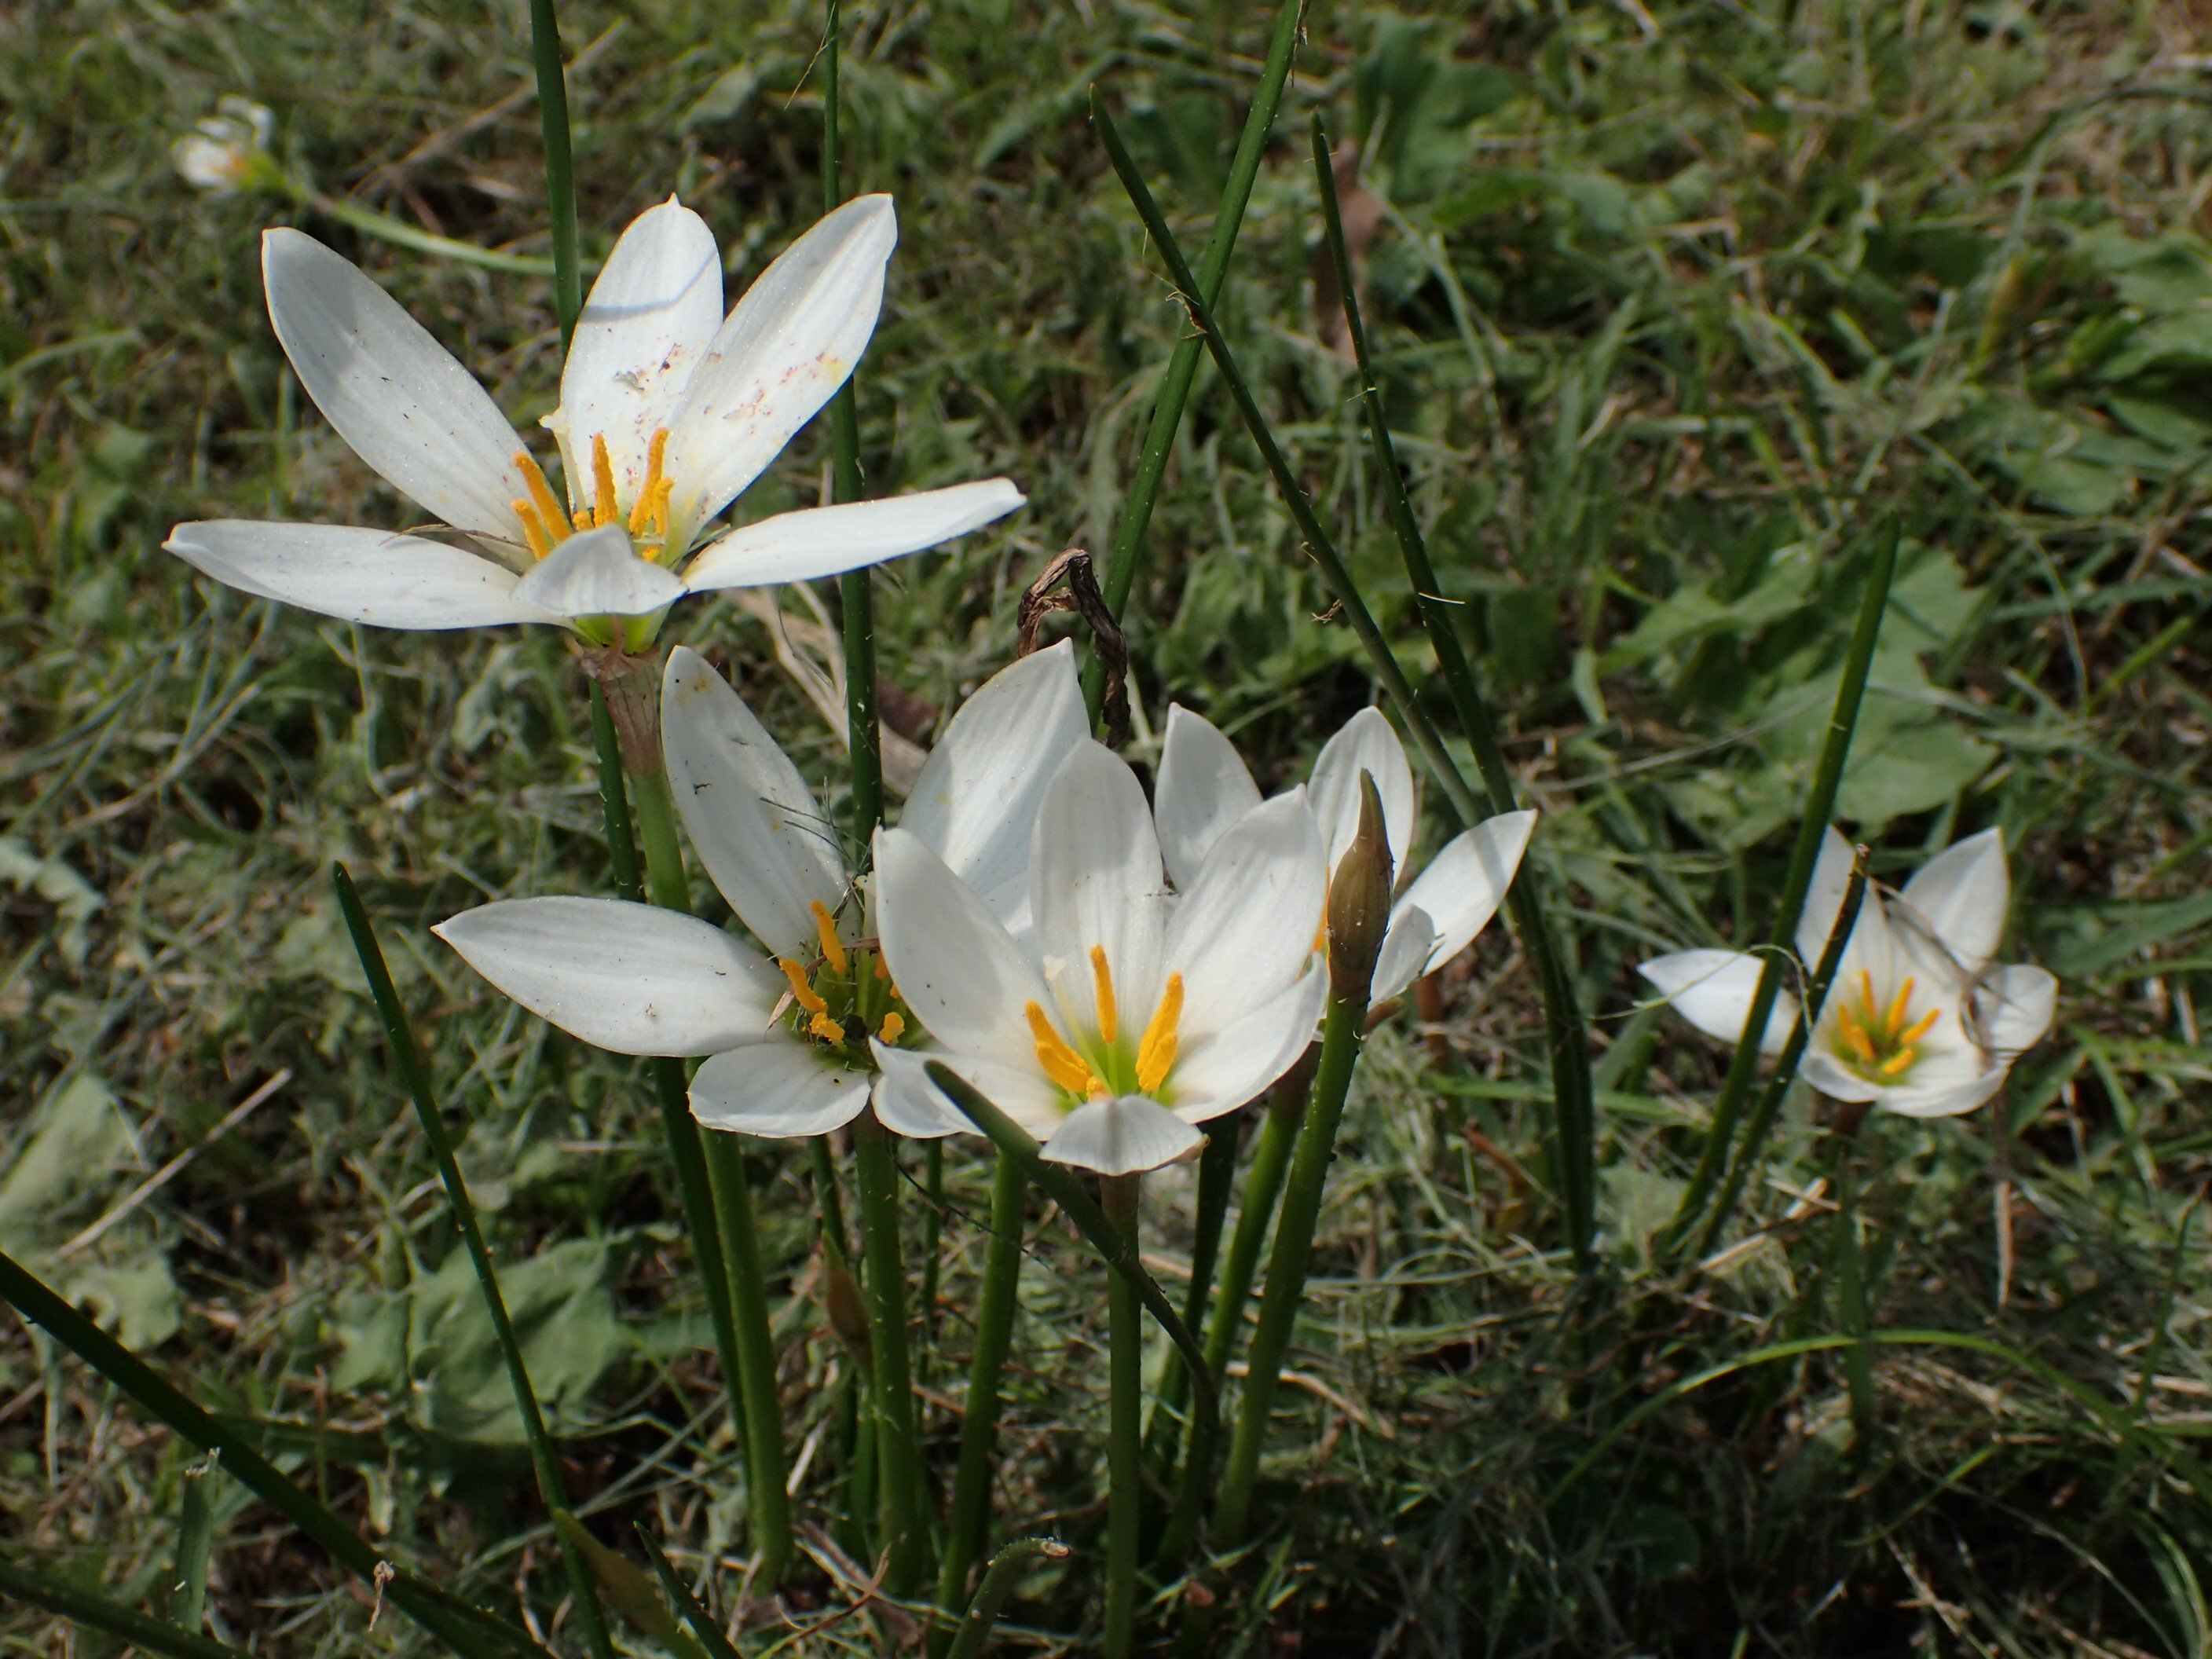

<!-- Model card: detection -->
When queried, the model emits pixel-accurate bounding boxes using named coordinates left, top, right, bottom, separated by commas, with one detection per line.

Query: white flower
left=1638, top=827, right=2058, bottom=1119
left=166, top=197, right=1024, bottom=643
left=173, top=97, right=276, bottom=196
left=1154, top=704, right=1534, bottom=1005
left=870, top=740, right=1330, bottom=1177
left=433, top=642, right=1086, bottom=1137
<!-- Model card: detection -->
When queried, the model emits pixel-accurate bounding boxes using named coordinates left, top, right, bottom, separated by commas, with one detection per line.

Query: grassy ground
left=5, top=0, right=2212, bottom=1652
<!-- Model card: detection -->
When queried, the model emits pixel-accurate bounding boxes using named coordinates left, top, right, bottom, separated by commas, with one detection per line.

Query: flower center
left=511, top=428, right=678, bottom=560
left=775, top=900, right=910, bottom=1065
left=1024, top=947, right=1185, bottom=1103
left=1831, top=969, right=1942, bottom=1082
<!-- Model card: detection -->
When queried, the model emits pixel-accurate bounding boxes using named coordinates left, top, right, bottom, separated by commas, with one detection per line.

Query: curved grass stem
left=1661, top=523, right=1901, bottom=1259
left=331, top=865, right=613, bottom=1659
left=1308, top=116, right=1596, bottom=1261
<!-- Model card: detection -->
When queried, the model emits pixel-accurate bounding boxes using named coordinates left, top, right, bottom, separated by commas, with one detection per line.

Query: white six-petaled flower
left=1639, top=826, right=2057, bottom=1119
left=870, top=740, right=1330, bottom=1177
left=167, top=196, right=1023, bottom=642
left=433, top=641, right=1086, bottom=1137
left=1154, top=705, right=1535, bottom=1006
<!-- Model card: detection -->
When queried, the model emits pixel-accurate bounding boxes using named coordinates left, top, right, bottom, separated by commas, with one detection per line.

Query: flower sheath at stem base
left=584, top=646, right=664, bottom=776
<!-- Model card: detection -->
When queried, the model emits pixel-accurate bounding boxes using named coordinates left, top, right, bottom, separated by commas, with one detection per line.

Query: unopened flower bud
left=1326, top=769, right=1393, bottom=1000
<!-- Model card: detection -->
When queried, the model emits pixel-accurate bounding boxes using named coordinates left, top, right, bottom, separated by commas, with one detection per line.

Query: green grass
left=5, top=0, right=2212, bottom=1652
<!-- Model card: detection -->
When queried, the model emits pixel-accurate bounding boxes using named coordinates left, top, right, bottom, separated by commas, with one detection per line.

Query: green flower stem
left=593, top=651, right=791, bottom=1585
left=701, top=1132, right=794, bottom=1588
left=852, top=1110, right=929, bottom=1594
left=1086, top=0, right=1306, bottom=721
left=525, top=0, right=582, bottom=345
left=1101, top=1172, right=1144, bottom=1659
left=1691, top=856, right=1870, bottom=1260
left=823, top=0, right=884, bottom=840
left=934, top=1151, right=1028, bottom=1639
left=811, top=1135, right=853, bottom=1268
left=587, top=684, right=644, bottom=900
left=1214, top=990, right=1369, bottom=1553
left=0, top=1247, right=551, bottom=1659
left=1308, top=118, right=1597, bottom=1262
left=331, top=866, right=613, bottom=1659
left=1661, top=524, right=1900, bottom=1258
left=1143, top=1113, right=1245, bottom=1468
left=0, top=1552, right=255, bottom=1659
left=924, top=1064, right=1220, bottom=1518
left=947, top=1538, right=1071, bottom=1659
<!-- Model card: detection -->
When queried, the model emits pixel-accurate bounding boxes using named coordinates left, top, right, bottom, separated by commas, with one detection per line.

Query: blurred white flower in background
left=171, top=97, right=278, bottom=196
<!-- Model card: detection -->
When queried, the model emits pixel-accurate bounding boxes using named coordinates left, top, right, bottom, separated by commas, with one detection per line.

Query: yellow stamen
left=810, top=1012, right=846, bottom=1045
left=1026, top=1001, right=1097, bottom=1097
left=1856, top=970, right=1878, bottom=1022
left=514, top=500, right=551, bottom=558
left=629, top=430, right=671, bottom=536
left=811, top=901, right=848, bottom=976
left=877, top=1012, right=906, bottom=1045
left=1137, top=972, right=1184, bottom=1094
left=1088, top=1079, right=1110, bottom=1101
left=1835, top=1002, right=1876, bottom=1064
left=1090, top=945, right=1118, bottom=1045
left=1897, top=1006, right=1942, bottom=1047
left=778, top=958, right=827, bottom=1016
left=1883, top=977, right=1917, bottom=1038
left=514, top=450, right=572, bottom=545
left=591, top=433, right=619, bottom=528
left=1877, top=1047, right=1918, bottom=1078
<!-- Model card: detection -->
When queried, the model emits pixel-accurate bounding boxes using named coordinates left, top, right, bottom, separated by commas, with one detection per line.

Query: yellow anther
left=877, top=1012, right=906, bottom=1045
left=629, top=430, right=671, bottom=536
left=810, top=901, right=849, bottom=976
left=1090, top=945, right=1118, bottom=1045
left=514, top=450, right=573, bottom=545
left=1137, top=972, right=1184, bottom=1094
left=1883, top=977, right=1917, bottom=1038
left=1877, top=1047, right=1918, bottom=1078
left=591, top=433, right=619, bottom=528
left=514, top=500, right=551, bottom=558
left=778, top=958, right=828, bottom=1016
left=1835, top=1002, right=1876, bottom=1065
left=1026, top=1001, right=1097, bottom=1097
left=810, top=1012, right=846, bottom=1045
left=1897, top=1005, right=1942, bottom=1048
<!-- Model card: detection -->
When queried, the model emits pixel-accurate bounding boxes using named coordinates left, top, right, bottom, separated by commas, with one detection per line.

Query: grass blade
left=331, top=862, right=614, bottom=1659
left=935, top=1150, right=1027, bottom=1635
left=1101, top=1171, right=1142, bottom=1659
left=165, top=1458, right=216, bottom=1632
left=947, top=1537, right=1070, bottom=1659
left=0, top=1552, right=254, bottom=1659
left=526, top=0, right=581, bottom=346
left=0, top=1247, right=551, bottom=1658
left=636, top=1527, right=746, bottom=1659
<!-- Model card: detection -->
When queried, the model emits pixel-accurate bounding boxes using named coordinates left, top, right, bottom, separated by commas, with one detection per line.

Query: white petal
left=1398, top=811, right=1535, bottom=979
left=166, top=520, right=555, bottom=630
left=262, top=228, right=528, bottom=544
left=1153, top=705, right=1263, bottom=890
left=1309, top=707, right=1416, bottom=874
left=546, top=200, right=723, bottom=507
left=1799, top=1049, right=1881, bottom=1103
left=870, top=1043, right=1063, bottom=1141
left=1898, top=827, right=2009, bottom=977
left=509, top=523, right=686, bottom=619
left=1031, top=742, right=1168, bottom=1035
left=1370, top=905, right=1437, bottom=1006
left=875, top=827, right=1048, bottom=1075
left=1163, top=791, right=1327, bottom=1036
left=1638, top=950, right=1796, bottom=1057
left=434, top=896, right=778, bottom=1056
left=662, top=646, right=845, bottom=958
left=1973, top=964, right=2056, bottom=1057
left=690, top=1039, right=870, bottom=1137
left=899, top=640, right=1087, bottom=929
left=1794, top=826, right=1860, bottom=967
left=1873, top=1064, right=2010, bottom=1119
left=1166, top=963, right=1328, bottom=1120
left=681, top=479, right=1024, bottom=591
left=1038, top=1095, right=1203, bottom=1176
left=663, top=196, right=897, bottom=548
